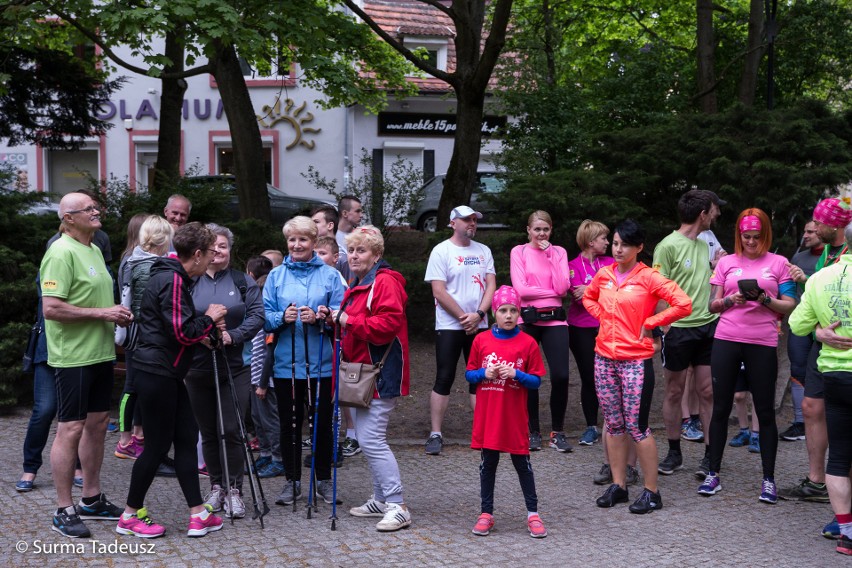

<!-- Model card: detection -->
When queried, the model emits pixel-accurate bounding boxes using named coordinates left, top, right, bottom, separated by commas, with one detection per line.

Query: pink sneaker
left=114, top=439, right=139, bottom=460
left=115, top=508, right=165, bottom=538
left=131, top=435, right=145, bottom=458
left=187, top=505, right=223, bottom=537
left=527, top=514, right=547, bottom=538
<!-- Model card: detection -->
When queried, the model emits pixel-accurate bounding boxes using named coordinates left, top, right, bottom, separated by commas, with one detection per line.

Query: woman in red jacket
left=332, top=226, right=411, bottom=532
left=583, top=219, right=691, bottom=514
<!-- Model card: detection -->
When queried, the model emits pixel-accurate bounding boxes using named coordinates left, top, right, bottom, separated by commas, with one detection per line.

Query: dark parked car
left=411, top=172, right=506, bottom=232
left=186, top=175, right=333, bottom=225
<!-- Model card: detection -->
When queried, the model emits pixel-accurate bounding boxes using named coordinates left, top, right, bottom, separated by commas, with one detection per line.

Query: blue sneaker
left=748, top=433, right=761, bottom=453
left=698, top=473, right=722, bottom=496
left=759, top=478, right=777, bottom=504
left=824, top=518, right=841, bottom=540
left=258, top=461, right=285, bottom=478
left=729, top=429, right=750, bottom=447
left=682, top=418, right=704, bottom=442
left=252, top=455, right=272, bottom=473
left=578, top=426, right=600, bottom=446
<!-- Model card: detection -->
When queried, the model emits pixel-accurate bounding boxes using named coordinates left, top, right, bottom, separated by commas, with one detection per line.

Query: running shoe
left=778, top=477, right=829, bottom=502
left=680, top=418, right=689, bottom=438
left=204, top=485, right=225, bottom=512
left=186, top=504, right=222, bottom=537
left=578, top=426, right=600, bottom=446
left=73, top=475, right=84, bottom=488
left=527, top=513, right=547, bottom=538
left=681, top=418, right=704, bottom=442
left=695, top=456, right=711, bottom=480
left=198, top=464, right=209, bottom=477
left=838, top=535, right=852, bottom=556
left=316, top=480, right=343, bottom=504
left=275, top=481, right=302, bottom=505
left=824, top=518, right=841, bottom=540
left=759, top=478, right=777, bottom=504
left=114, top=439, right=140, bottom=460
left=628, top=488, right=663, bottom=514
left=779, top=422, right=806, bottom=441
left=626, top=465, right=640, bottom=487
left=52, top=506, right=91, bottom=538
left=472, top=512, right=494, bottom=536
left=248, top=437, right=260, bottom=451
left=596, top=484, right=629, bottom=508
left=698, top=473, right=722, bottom=496
left=155, top=457, right=177, bottom=477
left=748, top=433, right=761, bottom=453
left=223, top=488, right=245, bottom=519
left=350, top=496, right=387, bottom=517
left=16, top=478, right=35, bottom=492
left=529, top=431, right=542, bottom=452
left=549, top=431, right=573, bottom=452
left=593, top=463, right=612, bottom=485
left=729, top=429, right=751, bottom=447
left=376, top=502, right=411, bottom=532
left=252, top=455, right=272, bottom=473
left=341, top=437, right=362, bottom=457
left=425, top=433, right=443, bottom=456
left=257, top=460, right=285, bottom=478
left=107, top=420, right=119, bottom=433
left=115, top=507, right=165, bottom=538
left=658, top=451, right=683, bottom=475
left=76, top=493, right=123, bottom=520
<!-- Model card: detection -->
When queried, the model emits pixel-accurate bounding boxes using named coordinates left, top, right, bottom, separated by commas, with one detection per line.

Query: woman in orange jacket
left=583, top=219, right=691, bottom=514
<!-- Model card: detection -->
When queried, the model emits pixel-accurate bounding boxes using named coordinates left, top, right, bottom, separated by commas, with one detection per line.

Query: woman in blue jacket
left=263, top=216, right=345, bottom=507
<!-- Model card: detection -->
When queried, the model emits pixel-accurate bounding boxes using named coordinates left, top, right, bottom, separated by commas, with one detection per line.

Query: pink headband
left=492, top=285, right=520, bottom=312
left=813, top=198, right=852, bottom=229
left=739, top=215, right=761, bottom=233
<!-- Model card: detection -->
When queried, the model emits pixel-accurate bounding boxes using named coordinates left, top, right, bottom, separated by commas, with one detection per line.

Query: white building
left=1, top=1, right=505, bottom=205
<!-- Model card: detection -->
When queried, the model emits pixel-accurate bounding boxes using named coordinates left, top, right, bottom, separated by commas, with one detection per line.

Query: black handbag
left=22, top=320, right=40, bottom=374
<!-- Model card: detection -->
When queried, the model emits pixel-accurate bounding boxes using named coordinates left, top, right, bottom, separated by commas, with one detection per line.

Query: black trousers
left=273, top=377, right=333, bottom=481
left=126, top=369, right=202, bottom=509
left=824, top=372, right=852, bottom=477
left=479, top=449, right=537, bottom=514
left=569, top=325, right=599, bottom=427
left=522, top=325, right=570, bottom=432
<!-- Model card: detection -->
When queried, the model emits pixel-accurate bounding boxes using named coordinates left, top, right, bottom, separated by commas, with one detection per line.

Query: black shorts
left=804, top=341, right=824, bottom=399
left=432, top=329, right=477, bottom=396
left=55, top=361, right=114, bottom=422
left=661, top=321, right=717, bottom=372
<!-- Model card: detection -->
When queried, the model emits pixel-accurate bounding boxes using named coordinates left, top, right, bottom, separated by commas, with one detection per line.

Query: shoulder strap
left=231, top=269, right=248, bottom=303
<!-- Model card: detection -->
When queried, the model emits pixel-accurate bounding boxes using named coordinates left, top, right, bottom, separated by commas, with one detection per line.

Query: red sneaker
left=187, top=505, right=223, bottom=538
left=472, top=513, right=494, bottom=536
left=527, top=514, right=547, bottom=538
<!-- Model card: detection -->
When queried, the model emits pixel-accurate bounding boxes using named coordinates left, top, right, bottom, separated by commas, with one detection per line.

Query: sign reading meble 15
left=378, top=113, right=506, bottom=137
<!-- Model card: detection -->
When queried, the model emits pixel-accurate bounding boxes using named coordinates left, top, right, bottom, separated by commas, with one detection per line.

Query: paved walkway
left=0, top=409, right=842, bottom=567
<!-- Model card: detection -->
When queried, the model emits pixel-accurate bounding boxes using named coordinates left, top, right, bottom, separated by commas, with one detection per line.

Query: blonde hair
left=283, top=216, right=318, bottom=241
left=139, top=215, right=174, bottom=255
left=345, top=225, right=384, bottom=257
left=576, top=219, right=610, bottom=250
left=527, top=210, right=552, bottom=227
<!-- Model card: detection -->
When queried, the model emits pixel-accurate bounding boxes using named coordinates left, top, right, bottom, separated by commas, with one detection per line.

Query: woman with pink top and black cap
left=510, top=211, right=571, bottom=452
left=698, top=208, right=796, bottom=504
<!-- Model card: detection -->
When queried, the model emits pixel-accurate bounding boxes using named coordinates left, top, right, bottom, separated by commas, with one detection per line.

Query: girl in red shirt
left=466, top=286, right=547, bottom=538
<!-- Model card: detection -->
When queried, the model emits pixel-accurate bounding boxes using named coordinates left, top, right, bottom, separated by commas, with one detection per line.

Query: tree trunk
left=152, top=29, right=186, bottom=193
left=696, top=0, right=717, bottom=113
left=437, top=88, right=486, bottom=224
left=209, top=41, right=271, bottom=222
left=737, top=0, right=766, bottom=106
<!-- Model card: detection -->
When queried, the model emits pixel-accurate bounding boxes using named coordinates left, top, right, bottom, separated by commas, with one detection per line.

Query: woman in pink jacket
left=510, top=211, right=571, bottom=452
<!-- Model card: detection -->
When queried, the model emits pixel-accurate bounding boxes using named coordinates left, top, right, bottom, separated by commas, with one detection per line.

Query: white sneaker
left=376, top=502, right=411, bottom=532
left=223, top=488, right=245, bottom=519
left=204, top=485, right=225, bottom=512
left=349, top=496, right=387, bottom=517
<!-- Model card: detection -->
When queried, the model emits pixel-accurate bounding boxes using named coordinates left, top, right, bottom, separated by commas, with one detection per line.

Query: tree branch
left=691, top=41, right=767, bottom=102
left=475, top=0, right=513, bottom=91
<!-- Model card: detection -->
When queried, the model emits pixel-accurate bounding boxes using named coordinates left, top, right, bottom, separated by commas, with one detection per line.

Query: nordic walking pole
left=331, top=313, right=343, bottom=530
left=223, top=347, right=270, bottom=527
left=308, top=312, right=326, bottom=518
left=304, top=310, right=316, bottom=519
left=210, top=331, right=234, bottom=525
left=290, top=306, right=298, bottom=512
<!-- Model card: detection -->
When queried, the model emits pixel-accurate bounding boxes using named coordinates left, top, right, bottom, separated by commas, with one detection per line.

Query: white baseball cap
left=448, top=205, right=483, bottom=226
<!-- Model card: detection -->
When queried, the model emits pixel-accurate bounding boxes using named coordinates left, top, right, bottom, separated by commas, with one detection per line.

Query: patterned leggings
left=594, top=355, right=654, bottom=442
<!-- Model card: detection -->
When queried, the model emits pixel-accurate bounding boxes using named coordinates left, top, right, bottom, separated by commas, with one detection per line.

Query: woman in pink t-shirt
left=510, top=211, right=570, bottom=452
left=567, top=220, right=615, bottom=448
left=698, top=208, right=796, bottom=505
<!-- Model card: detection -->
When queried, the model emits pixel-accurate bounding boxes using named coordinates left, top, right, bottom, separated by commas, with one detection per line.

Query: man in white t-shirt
left=335, top=195, right=363, bottom=252
left=423, top=205, right=496, bottom=455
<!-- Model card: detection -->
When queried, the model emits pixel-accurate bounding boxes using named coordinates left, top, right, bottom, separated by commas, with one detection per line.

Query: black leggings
left=126, top=369, right=203, bottom=509
left=479, top=449, right=537, bottom=514
left=432, top=330, right=477, bottom=396
left=824, top=372, right=852, bottom=477
left=569, top=325, right=599, bottom=426
left=709, top=339, right=778, bottom=478
left=118, top=353, right=141, bottom=432
left=273, top=377, right=333, bottom=482
left=522, top=324, right=570, bottom=432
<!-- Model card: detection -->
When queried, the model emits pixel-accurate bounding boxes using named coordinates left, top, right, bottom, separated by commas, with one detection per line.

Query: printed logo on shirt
left=88, top=266, right=97, bottom=276
left=604, top=280, right=614, bottom=289
left=734, top=268, right=743, bottom=276
left=652, top=263, right=662, bottom=271
left=472, top=273, right=485, bottom=292
left=684, top=259, right=693, bottom=269
left=482, top=351, right=522, bottom=370
left=229, top=290, right=235, bottom=296
left=455, top=255, right=484, bottom=266
left=43, top=280, right=58, bottom=290
left=761, top=267, right=773, bottom=280
left=569, top=269, right=576, bottom=279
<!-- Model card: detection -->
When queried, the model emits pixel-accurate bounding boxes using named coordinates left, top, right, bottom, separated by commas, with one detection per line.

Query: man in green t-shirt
left=40, top=191, right=134, bottom=538
left=652, top=189, right=724, bottom=479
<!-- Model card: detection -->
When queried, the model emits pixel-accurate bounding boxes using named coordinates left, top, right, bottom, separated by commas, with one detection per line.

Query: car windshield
left=479, top=175, right=505, bottom=194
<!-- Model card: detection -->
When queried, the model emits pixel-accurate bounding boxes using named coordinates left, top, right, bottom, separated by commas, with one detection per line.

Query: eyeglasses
left=66, top=205, right=99, bottom=215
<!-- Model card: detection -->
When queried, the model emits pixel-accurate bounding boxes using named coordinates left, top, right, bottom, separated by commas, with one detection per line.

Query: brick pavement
left=0, top=409, right=843, bottom=567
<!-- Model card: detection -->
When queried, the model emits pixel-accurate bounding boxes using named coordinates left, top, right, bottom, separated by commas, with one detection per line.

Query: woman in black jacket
left=117, top=222, right=228, bottom=539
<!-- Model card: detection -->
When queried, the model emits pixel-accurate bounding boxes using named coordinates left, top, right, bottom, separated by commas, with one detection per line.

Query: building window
left=402, top=37, right=448, bottom=74
left=47, top=148, right=98, bottom=196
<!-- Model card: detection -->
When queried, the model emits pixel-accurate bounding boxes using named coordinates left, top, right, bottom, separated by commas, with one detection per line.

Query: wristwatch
left=761, top=295, right=772, bottom=306
left=476, top=310, right=486, bottom=320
